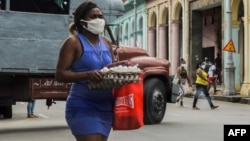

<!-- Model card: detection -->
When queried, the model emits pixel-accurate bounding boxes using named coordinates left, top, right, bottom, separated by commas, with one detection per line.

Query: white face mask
left=201, top=65, right=206, bottom=69
left=81, top=18, right=105, bottom=35
left=181, top=64, right=186, bottom=68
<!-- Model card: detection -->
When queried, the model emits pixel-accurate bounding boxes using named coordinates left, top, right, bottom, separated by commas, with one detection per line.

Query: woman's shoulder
left=196, top=68, right=202, bottom=73
left=61, top=35, right=81, bottom=49
left=65, top=35, right=79, bottom=43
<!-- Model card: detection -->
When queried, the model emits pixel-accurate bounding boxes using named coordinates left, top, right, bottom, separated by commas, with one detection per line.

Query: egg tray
left=87, top=72, right=142, bottom=89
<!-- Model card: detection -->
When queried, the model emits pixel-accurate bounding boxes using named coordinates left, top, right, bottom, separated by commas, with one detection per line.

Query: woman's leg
left=176, top=84, right=182, bottom=103
left=179, top=84, right=186, bottom=100
left=178, top=83, right=187, bottom=106
left=201, top=86, right=214, bottom=107
left=201, top=86, right=218, bottom=109
left=27, top=101, right=32, bottom=116
left=213, top=78, right=217, bottom=93
left=27, top=100, right=38, bottom=118
left=74, top=134, right=108, bottom=141
left=192, top=84, right=202, bottom=108
left=30, top=100, right=36, bottom=115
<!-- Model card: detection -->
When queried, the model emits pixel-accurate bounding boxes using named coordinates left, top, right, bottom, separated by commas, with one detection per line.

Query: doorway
left=202, top=47, right=214, bottom=62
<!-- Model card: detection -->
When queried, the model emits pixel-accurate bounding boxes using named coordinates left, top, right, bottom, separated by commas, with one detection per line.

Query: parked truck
left=0, top=0, right=172, bottom=124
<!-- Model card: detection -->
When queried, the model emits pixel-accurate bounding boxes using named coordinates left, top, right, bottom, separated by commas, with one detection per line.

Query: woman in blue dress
left=55, top=1, right=115, bottom=141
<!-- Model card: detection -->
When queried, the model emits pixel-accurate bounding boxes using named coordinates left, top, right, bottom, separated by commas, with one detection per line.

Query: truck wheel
left=3, top=106, right=12, bottom=119
left=144, top=78, right=166, bottom=124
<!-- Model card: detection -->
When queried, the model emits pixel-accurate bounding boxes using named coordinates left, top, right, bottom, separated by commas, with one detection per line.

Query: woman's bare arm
left=55, top=36, right=103, bottom=83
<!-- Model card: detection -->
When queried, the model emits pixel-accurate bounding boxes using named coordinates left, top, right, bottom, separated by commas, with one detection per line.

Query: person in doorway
left=175, top=58, right=192, bottom=107
left=203, top=57, right=209, bottom=65
left=27, top=100, right=38, bottom=118
left=215, top=52, right=222, bottom=84
left=55, top=1, right=123, bottom=141
left=203, top=57, right=211, bottom=73
left=207, top=60, right=217, bottom=94
left=192, top=62, right=219, bottom=110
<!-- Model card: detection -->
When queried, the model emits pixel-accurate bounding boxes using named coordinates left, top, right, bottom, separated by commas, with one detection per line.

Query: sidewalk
left=185, top=84, right=250, bottom=105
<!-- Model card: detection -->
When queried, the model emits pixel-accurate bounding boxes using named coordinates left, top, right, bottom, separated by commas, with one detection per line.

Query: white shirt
left=208, top=64, right=216, bottom=77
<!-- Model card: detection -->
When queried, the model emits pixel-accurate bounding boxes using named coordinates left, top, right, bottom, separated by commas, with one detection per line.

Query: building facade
left=111, top=0, right=250, bottom=96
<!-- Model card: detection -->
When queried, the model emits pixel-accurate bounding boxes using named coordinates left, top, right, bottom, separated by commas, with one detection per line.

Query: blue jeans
left=27, top=100, right=36, bottom=115
left=192, top=84, right=214, bottom=108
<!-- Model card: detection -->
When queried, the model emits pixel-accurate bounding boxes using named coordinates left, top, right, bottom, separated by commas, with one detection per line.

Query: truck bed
left=0, top=11, right=69, bottom=74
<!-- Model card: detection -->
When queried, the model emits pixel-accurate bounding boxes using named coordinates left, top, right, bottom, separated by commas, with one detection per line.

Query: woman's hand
left=188, top=83, right=192, bottom=87
left=86, top=70, right=104, bottom=82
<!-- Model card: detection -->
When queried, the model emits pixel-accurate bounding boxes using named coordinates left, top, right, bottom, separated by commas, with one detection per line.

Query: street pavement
left=1, top=97, right=250, bottom=141
left=0, top=85, right=250, bottom=141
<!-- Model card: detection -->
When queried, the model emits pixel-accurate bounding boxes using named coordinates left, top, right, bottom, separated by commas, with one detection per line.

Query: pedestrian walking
left=192, top=62, right=219, bottom=110
left=175, top=58, right=192, bottom=107
left=55, top=1, right=116, bottom=141
left=215, top=53, right=222, bottom=84
left=207, top=60, right=217, bottom=94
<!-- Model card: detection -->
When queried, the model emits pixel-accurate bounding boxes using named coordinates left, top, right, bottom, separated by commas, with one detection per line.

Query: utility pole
left=223, top=0, right=236, bottom=95
left=133, top=0, right=137, bottom=46
left=6, top=0, right=10, bottom=12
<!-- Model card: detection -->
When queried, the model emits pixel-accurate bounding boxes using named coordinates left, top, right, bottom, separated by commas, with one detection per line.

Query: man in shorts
left=207, top=61, right=217, bottom=94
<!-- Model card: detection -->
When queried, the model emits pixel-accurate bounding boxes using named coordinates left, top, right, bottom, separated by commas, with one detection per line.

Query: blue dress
left=65, top=33, right=114, bottom=136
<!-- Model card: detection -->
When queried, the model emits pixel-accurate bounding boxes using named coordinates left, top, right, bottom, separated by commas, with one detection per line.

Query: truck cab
left=0, top=0, right=171, bottom=124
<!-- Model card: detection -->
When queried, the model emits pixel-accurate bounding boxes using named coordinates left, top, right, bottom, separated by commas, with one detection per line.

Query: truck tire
left=144, top=78, right=166, bottom=124
left=3, top=106, right=12, bottom=119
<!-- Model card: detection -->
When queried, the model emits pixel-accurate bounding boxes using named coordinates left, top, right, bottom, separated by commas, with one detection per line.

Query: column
left=147, top=28, right=156, bottom=57
left=171, top=20, right=180, bottom=74
left=232, top=21, right=241, bottom=91
left=240, top=0, right=250, bottom=96
left=223, top=0, right=236, bottom=96
left=183, top=0, right=189, bottom=68
left=158, top=25, right=167, bottom=59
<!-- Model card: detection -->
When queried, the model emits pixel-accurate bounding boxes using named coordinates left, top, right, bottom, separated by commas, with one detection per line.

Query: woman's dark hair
left=69, top=1, right=101, bottom=34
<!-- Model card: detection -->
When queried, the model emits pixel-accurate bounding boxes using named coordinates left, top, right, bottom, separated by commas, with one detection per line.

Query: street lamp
left=223, top=0, right=236, bottom=95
